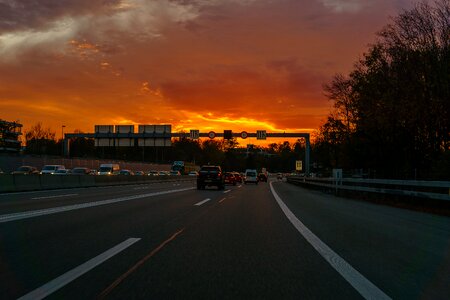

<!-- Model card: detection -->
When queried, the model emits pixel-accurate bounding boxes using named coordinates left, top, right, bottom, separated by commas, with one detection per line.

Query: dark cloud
left=0, top=0, right=121, bottom=34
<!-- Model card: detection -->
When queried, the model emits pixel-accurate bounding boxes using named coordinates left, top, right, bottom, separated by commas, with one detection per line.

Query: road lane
left=1, top=183, right=235, bottom=299
left=272, top=181, right=450, bottom=299
left=0, top=179, right=196, bottom=214
left=104, top=181, right=362, bottom=299
left=18, top=238, right=141, bottom=300
left=270, top=181, right=390, bottom=299
left=1, top=179, right=449, bottom=299
left=0, top=187, right=195, bottom=223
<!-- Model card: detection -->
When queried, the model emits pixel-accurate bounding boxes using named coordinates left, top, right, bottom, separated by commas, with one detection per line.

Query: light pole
left=61, top=125, right=66, bottom=156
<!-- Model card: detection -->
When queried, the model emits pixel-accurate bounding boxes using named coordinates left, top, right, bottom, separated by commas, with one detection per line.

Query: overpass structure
left=64, top=128, right=310, bottom=175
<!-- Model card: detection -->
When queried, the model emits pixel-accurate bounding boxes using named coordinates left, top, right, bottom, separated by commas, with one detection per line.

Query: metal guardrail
left=286, top=176, right=450, bottom=201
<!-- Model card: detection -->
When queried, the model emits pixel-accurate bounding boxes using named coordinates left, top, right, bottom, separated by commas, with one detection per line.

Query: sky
left=0, top=0, right=416, bottom=142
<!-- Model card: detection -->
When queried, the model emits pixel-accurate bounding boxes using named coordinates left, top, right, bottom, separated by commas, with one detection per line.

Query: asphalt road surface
left=0, top=178, right=449, bottom=299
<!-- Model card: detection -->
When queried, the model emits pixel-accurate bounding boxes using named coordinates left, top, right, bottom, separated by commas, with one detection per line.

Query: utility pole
left=61, top=125, right=66, bottom=156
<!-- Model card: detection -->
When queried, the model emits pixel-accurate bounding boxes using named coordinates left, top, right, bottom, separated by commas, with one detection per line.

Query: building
left=0, top=119, right=22, bottom=152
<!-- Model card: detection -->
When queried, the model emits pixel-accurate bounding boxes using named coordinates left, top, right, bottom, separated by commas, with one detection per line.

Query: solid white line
left=0, top=187, right=194, bottom=224
left=18, top=238, right=140, bottom=300
left=269, top=181, right=391, bottom=300
left=194, top=198, right=211, bottom=206
left=223, top=190, right=231, bottom=194
left=31, top=194, right=78, bottom=200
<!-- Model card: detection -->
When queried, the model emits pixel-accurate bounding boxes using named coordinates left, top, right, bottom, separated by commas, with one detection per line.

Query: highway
left=0, top=179, right=449, bottom=299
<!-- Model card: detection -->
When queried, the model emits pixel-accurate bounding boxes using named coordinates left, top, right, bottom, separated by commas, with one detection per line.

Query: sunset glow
left=0, top=0, right=415, bottom=140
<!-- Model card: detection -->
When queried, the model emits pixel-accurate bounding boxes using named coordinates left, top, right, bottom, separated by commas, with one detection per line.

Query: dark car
left=71, top=167, right=91, bottom=175
left=232, top=172, right=243, bottom=183
left=224, top=172, right=237, bottom=185
left=197, top=165, right=224, bottom=190
left=54, top=169, right=71, bottom=175
left=119, top=170, right=134, bottom=175
left=11, top=166, right=39, bottom=175
left=258, top=173, right=268, bottom=182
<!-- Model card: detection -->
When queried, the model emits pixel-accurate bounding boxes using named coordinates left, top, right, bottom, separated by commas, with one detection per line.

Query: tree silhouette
left=315, top=0, right=450, bottom=179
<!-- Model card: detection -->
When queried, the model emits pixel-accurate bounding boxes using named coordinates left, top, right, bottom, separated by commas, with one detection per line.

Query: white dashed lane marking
left=18, top=238, right=141, bottom=300
left=31, top=194, right=78, bottom=200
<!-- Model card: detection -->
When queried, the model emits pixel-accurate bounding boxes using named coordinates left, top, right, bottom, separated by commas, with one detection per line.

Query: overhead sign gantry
left=63, top=125, right=311, bottom=175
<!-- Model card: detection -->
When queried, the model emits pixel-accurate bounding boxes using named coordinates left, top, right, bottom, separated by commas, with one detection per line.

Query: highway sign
left=241, top=131, right=248, bottom=139
left=224, top=130, right=232, bottom=140
left=256, top=130, right=267, bottom=140
left=296, top=160, right=303, bottom=171
left=208, top=131, right=216, bottom=139
left=190, top=129, right=199, bottom=139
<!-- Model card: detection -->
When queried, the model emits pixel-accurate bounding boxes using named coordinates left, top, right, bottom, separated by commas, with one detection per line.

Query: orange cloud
left=0, top=0, right=414, bottom=143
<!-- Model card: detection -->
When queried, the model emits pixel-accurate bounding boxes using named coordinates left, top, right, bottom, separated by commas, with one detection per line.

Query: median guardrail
left=0, top=175, right=195, bottom=193
left=286, top=176, right=450, bottom=201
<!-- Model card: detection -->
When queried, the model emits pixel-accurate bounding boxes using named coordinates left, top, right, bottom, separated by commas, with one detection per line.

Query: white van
left=244, top=169, right=258, bottom=184
left=98, top=164, right=120, bottom=175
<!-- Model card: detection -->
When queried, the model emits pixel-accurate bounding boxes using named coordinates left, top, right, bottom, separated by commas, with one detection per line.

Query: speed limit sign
left=208, top=131, right=216, bottom=139
left=240, top=131, right=248, bottom=139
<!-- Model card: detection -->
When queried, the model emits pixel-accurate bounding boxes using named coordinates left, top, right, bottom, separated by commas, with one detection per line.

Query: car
left=11, top=166, right=39, bottom=175
left=119, top=170, right=134, bottom=175
left=232, top=172, right=243, bottom=183
left=197, top=165, right=224, bottom=190
left=169, top=170, right=181, bottom=176
left=148, top=170, right=159, bottom=176
left=54, top=169, right=71, bottom=175
left=224, top=172, right=237, bottom=185
left=244, top=169, right=258, bottom=184
left=188, top=171, right=199, bottom=176
left=158, top=171, right=169, bottom=176
left=41, top=165, right=66, bottom=175
left=71, top=167, right=91, bottom=175
left=277, top=173, right=283, bottom=180
left=258, top=173, right=268, bottom=182
left=135, top=171, right=145, bottom=176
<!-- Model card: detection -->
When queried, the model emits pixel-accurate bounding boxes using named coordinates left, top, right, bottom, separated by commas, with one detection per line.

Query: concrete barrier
left=12, top=175, right=41, bottom=192
left=40, top=175, right=65, bottom=190
left=0, top=174, right=195, bottom=193
left=0, top=175, right=16, bottom=193
left=62, top=175, right=83, bottom=189
left=93, top=175, right=112, bottom=186
left=78, top=175, right=96, bottom=187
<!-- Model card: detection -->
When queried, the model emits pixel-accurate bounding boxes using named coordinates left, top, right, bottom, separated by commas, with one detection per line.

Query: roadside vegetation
left=315, top=0, right=449, bottom=179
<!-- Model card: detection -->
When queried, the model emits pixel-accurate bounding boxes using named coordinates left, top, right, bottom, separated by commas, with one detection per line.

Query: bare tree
left=24, top=122, right=56, bottom=143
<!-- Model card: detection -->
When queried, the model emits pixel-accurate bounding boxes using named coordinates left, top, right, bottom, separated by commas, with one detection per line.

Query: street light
left=61, top=125, right=66, bottom=156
